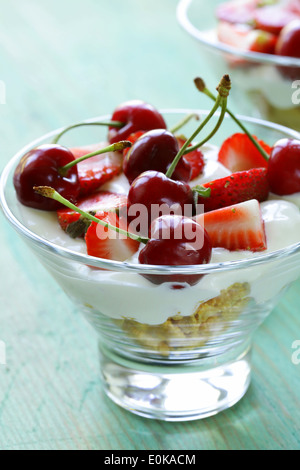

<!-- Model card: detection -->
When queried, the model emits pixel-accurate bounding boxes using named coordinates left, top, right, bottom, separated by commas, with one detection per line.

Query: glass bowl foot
left=99, top=343, right=252, bottom=421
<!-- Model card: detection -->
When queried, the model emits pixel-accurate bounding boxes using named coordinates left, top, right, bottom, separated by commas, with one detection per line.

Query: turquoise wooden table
left=0, top=0, right=299, bottom=450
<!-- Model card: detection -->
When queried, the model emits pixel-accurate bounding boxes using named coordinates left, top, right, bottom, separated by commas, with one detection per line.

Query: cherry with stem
left=14, top=141, right=131, bottom=211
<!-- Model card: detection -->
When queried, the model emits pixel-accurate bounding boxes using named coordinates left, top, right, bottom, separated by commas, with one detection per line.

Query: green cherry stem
left=184, top=96, right=228, bottom=155
left=33, top=186, right=149, bottom=245
left=169, top=113, right=200, bottom=135
left=58, top=141, right=131, bottom=177
left=166, top=75, right=231, bottom=179
left=52, top=120, right=125, bottom=145
left=194, top=77, right=270, bottom=162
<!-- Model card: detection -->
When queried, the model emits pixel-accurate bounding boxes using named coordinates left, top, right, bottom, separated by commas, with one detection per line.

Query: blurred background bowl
left=177, top=0, right=300, bottom=131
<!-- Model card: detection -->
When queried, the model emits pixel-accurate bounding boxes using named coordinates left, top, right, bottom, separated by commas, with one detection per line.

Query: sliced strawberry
left=57, top=191, right=127, bottom=236
left=196, top=199, right=267, bottom=252
left=196, top=168, right=269, bottom=212
left=254, top=5, right=299, bottom=35
left=288, top=0, right=300, bottom=15
left=123, top=131, right=145, bottom=158
left=217, top=21, right=278, bottom=55
left=85, top=211, right=140, bottom=261
left=218, top=133, right=271, bottom=173
left=216, top=0, right=258, bottom=25
left=70, top=143, right=123, bottom=196
left=177, top=137, right=205, bottom=180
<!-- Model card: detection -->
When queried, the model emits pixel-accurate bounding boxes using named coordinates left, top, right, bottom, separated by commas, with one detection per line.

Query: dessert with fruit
left=213, top=0, right=300, bottom=129
left=12, top=76, right=300, bottom=354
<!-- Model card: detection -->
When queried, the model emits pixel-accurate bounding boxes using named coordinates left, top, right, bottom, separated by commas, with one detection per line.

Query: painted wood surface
left=0, top=0, right=299, bottom=450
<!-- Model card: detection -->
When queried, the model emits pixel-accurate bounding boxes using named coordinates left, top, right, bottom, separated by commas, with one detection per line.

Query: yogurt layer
left=15, top=146, right=300, bottom=325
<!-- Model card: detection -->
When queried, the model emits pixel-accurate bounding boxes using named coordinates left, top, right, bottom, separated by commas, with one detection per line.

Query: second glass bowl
left=177, top=0, right=300, bottom=131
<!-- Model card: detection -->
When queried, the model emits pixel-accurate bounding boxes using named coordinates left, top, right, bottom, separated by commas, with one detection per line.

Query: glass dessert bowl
left=1, top=109, right=300, bottom=422
left=177, top=0, right=300, bottom=131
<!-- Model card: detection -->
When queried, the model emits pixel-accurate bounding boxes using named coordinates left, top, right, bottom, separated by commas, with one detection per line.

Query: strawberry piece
left=217, top=21, right=278, bottom=55
left=85, top=212, right=140, bottom=261
left=289, top=0, right=300, bottom=15
left=70, top=143, right=123, bottom=196
left=196, top=199, right=267, bottom=252
left=216, top=0, right=258, bottom=25
left=177, top=137, right=205, bottom=180
left=123, top=131, right=145, bottom=158
left=197, top=168, right=269, bottom=212
left=254, top=5, right=299, bottom=35
left=57, top=191, right=127, bottom=235
left=218, top=133, right=271, bottom=173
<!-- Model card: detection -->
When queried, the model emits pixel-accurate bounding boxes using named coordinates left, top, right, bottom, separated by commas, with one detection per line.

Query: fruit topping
left=108, top=100, right=167, bottom=144
left=176, top=137, right=205, bottom=180
left=13, top=144, right=81, bottom=211
left=267, top=138, right=300, bottom=195
left=276, top=19, right=300, bottom=79
left=71, top=144, right=124, bottom=196
left=85, top=211, right=140, bottom=262
left=217, top=21, right=278, bottom=55
left=123, top=129, right=192, bottom=184
left=138, top=215, right=212, bottom=286
left=196, top=168, right=270, bottom=212
left=57, top=191, right=127, bottom=236
left=254, top=4, right=299, bottom=35
left=127, top=171, right=195, bottom=236
left=215, top=0, right=300, bottom=59
left=218, top=132, right=271, bottom=172
left=216, top=0, right=257, bottom=25
left=196, top=199, right=267, bottom=252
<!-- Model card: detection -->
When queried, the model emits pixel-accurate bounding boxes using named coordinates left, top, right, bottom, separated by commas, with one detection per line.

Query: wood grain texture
left=0, top=0, right=299, bottom=451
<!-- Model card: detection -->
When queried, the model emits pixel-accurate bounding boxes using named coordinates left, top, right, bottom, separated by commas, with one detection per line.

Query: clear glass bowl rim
left=1, top=109, right=300, bottom=276
left=177, top=0, right=300, bottom=67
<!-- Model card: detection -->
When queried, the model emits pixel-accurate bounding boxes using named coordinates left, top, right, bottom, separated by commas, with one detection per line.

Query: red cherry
left=13, top=144, right=80, bottom=211
left=139, top=215, right=212, bottom=286
left=123, top=129, right=192, bottom=184
left=276, top=20, right=300, bottom=80
left=108, top=100, right=167, bottom=144
left=127, top=171, right=195, bottom=237
left=267, top=139, right=300, bottom=195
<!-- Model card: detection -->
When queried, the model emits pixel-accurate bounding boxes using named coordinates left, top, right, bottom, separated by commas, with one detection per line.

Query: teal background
left=0, top=0, right=299, bottom=450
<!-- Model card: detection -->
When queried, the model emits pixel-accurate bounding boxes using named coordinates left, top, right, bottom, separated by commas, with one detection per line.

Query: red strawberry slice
left=289, top=0, right=300, bottom=15
left=196, top=168, right=269, bottom=212
left=70, top=143, right=123, bottom=196
left=217, top=21, right=278, bottom=55
left=216, top=0, right=258, bottom=25
left=57, top=191, right=127, bottom=236
left=218, top=133, right=271, bottom=173
left=177, top=137, right=205, bottom=180
left=254, top=5, right=299, bottom=35
left=123, top=131, right=145, bottom=158
left=196, top=199, right=267, bottom=252
left=85, top=212, right=140, bottom=261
